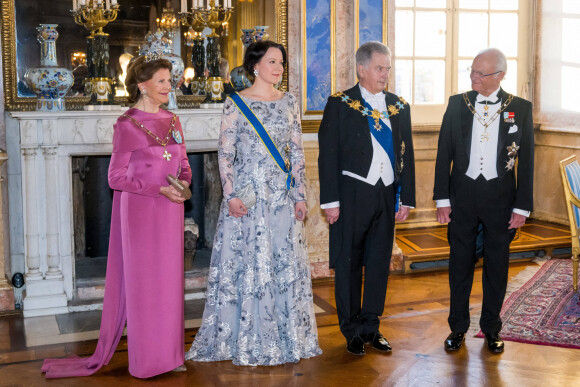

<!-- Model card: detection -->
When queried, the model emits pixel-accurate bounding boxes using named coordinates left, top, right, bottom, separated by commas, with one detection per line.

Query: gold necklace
left=463, top=93, right=514, bottom=142
left=332, top=91, right=407, bottom=131
left=122, top=113, right=177, bottom=161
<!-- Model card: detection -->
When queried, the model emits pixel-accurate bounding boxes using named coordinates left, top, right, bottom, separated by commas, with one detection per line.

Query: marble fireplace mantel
left=5, top=108, right=222, bottom=317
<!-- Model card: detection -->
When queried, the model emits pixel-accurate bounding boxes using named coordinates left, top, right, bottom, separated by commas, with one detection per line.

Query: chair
left=559, top=155, right=580, bottom=292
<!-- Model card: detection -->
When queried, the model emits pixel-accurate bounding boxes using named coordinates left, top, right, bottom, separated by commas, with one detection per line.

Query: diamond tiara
left=144, top=49, right=163, bottom=63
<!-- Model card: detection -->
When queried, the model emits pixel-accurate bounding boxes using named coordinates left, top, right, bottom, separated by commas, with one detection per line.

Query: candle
left=72, top=0, right=76, bottom=9
left=181, top=0, right=187, bottom=12
left=214, top=0, right=218, bottom=7
left=111, top=0, right=117, bottom=4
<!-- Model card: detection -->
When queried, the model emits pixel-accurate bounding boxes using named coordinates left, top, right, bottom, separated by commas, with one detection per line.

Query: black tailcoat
left=433, top=88, right=534, bottom=334
left=433, top=88, right=534, bottom=211
left=318, top=84, right=416, bottom=269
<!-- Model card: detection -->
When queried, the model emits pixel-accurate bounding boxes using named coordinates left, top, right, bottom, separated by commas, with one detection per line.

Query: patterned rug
left=477, top=259, right=580, bottom=349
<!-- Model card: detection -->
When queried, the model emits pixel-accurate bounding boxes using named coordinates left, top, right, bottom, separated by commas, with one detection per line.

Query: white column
left=21, top=148, right=42, bottom=281
left=42, top=146, right=63, bottom=279
left=0, top=151, right=15, bottom=311
left=20, top=122, right=67, bottom=317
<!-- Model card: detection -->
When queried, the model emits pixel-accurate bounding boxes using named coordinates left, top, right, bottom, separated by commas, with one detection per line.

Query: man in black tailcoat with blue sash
left=434, top=48, right=534, bottom=354
left=318, top=41, right=416, bottom=355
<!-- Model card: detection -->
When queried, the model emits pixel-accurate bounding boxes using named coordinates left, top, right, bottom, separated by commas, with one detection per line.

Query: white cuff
left=513, top=208, right=530, bottom=217
left=321, top=201, right=340, bottom=209
left=436, top=199, right=451, bottom=208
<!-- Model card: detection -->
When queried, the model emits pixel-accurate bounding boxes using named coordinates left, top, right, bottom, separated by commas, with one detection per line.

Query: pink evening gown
left=42, top=108, right=191, bottom=379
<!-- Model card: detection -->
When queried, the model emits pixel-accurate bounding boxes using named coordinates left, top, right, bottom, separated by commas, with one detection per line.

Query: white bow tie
left=476, top=95, right=500, bottom=104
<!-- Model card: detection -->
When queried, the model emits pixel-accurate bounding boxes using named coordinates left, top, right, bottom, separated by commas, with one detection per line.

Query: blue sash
left=229, top=92, right=295, bottom=189
left=362, top=99, right=402, bottom=211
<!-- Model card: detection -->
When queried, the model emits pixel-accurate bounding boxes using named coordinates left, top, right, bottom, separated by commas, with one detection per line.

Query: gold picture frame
left=1, top=0, right=288, bottom=111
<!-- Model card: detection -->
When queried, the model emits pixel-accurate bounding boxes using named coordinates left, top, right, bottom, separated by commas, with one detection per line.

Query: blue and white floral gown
left=185, top=92, right=322, bottom=366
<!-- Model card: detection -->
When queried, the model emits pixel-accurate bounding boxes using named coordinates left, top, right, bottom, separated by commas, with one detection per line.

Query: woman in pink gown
left=42, top=56, right=191, bottom=379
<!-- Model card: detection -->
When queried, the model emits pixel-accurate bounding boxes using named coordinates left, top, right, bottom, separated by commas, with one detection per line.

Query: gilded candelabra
left=180, top=1, right=233, bottom=101
left=72, top=0, right=120, bottom=106
left=157, top=1, right=179, bottom=44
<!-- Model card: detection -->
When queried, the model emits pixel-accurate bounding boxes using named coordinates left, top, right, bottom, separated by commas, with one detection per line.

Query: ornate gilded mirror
left=1, top=0, right=287, bottom=111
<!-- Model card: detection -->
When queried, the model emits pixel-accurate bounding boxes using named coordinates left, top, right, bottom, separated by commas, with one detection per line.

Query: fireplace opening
left=72, top=152, right=222, bottom=299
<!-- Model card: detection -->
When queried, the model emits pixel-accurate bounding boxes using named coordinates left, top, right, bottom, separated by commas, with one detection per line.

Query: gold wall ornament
left=1, top=0, right=288, bottom=111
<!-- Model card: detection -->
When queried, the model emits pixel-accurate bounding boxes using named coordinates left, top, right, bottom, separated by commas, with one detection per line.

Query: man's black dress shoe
left=361, top=332, right=392, bottom=352
left=444, top=332, right=465, bottom=351
left=484, top=333, right=504, bottom=353
left=346, top=336, right=366, bottom=355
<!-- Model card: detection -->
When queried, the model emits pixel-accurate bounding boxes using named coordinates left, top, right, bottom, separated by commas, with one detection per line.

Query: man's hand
left=436, top=206, right=452, bottom=224
left=508, top=212, right=526, bottom=229
left=324, top=207, right=340, bottom=224
left=395, top=205, right=411, bottom=222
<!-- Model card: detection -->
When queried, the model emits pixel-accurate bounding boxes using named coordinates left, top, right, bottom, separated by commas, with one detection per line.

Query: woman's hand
left=295, top=201, right=307, bottom=221
left=160, top=185, right=186, bottom=203
left=228, top=198, right=248, bottom=217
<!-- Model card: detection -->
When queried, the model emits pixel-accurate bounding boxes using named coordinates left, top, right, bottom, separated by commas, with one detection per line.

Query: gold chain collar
left=331, top=91, right=408, bottom=131
left=122, top=113, right=177, bottom=161
left=463, top=92, right=514, bottom=129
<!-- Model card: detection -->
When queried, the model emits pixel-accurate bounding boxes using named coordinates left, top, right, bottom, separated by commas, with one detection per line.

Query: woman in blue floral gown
left=185, top=42, right=322, bottom=366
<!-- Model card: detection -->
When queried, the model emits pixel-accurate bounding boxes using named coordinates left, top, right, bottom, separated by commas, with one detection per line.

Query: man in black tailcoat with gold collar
left=318, top=41, right=416, bottom=355
left=433, top=48, right=534, bottom=354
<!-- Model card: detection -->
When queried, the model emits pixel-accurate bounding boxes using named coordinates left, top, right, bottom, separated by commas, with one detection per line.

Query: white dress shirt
left=320, top=85, right=395, bottom=210
left=436, top=87, right=529, bottom=217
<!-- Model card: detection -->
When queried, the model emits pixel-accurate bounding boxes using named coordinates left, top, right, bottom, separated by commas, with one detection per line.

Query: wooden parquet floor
left=1, top=262, right=580, bottom=386
left=396, top=219, right=571, bottom=273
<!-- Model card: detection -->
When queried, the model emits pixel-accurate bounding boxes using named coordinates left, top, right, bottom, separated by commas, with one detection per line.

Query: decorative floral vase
left=240, top=28, right=254, bottom=49
left=164, top=52, right=185, bottom=109
left=229, top=66, right=252, bottom=92
left=229, top=28, right=266, bottom=92
left=24, top=24, right=73, bottom=112
left=253, top=26, right=270, bottom=42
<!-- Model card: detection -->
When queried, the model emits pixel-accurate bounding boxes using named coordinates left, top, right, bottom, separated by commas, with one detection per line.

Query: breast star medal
left=172, top=129, right=183, bottom=144
left=505, top=142, right=520, bottom=171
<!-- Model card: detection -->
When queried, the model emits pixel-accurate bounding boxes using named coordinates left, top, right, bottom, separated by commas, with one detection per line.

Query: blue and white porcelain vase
left=24, top=24, right=73, bottom=112
left=229, top=28, right=261, bottom=92
left=253, top=26, right=270, bottom=42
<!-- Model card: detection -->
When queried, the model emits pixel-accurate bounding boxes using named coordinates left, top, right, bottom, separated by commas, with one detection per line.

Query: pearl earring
left=253, top=69, right=259, bottom=77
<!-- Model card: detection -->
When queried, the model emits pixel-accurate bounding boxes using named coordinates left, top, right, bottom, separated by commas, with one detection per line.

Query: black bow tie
left=477, top=97, right=501, bottom=105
